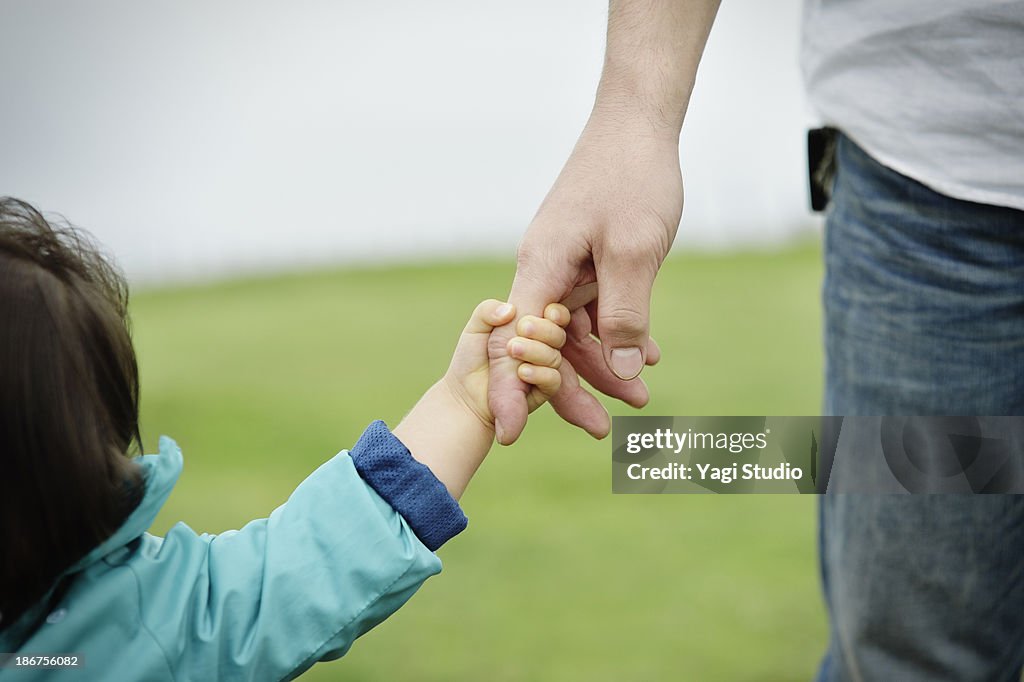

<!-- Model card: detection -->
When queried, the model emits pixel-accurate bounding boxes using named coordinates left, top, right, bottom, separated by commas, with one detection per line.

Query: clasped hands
left=481, top=283, right=662, bottom=445
left=439, top=119, right=682, bottom=448
left=482, top=119, right=682, bottom=445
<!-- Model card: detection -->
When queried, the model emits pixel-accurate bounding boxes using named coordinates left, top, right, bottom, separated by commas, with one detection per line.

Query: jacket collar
left=66, top=435, right=183, bottom=573
left=0, top=436, right=182, bottom=651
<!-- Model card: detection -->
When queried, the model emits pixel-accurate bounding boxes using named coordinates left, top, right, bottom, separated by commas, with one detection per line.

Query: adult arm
left=489, top=0, right=721, bottom=444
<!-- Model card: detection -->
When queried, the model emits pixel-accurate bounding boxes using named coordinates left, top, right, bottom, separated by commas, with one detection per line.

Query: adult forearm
left=594, top=0, right=721, bottom=137
left=490, top=2, right=719, bottom=444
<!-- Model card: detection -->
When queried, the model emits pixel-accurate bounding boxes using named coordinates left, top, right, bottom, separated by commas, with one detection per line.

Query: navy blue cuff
left=349, top=420, right=468, bottom=551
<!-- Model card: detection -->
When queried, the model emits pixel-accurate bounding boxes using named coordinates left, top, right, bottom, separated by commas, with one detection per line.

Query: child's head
left=0, top=198, right=144, bottom=625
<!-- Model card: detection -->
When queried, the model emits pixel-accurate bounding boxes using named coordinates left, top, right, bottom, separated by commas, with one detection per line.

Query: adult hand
left=488, top=116, right=683, bottom=444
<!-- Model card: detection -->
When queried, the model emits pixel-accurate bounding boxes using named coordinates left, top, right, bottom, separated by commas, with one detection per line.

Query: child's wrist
left=439, top=373, right=495, bottom=440
left=394, top=378, right=496, bottom=500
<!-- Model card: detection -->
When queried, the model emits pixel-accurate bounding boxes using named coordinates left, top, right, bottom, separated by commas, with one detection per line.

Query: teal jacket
left=0, top=422, right=467, bottom=680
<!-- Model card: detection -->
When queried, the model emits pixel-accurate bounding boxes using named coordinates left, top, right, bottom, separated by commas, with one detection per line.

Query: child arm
left=393, top=299, right=569, bottom=499
left=133, top=300, right=570, bottom=679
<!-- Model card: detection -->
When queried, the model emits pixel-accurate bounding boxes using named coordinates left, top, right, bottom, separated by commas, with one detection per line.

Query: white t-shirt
left=802, top=0, right=1024, bottom=211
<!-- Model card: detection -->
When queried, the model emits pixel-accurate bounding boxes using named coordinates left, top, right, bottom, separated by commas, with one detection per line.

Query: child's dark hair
left=0, top=198, right=144, bottom=626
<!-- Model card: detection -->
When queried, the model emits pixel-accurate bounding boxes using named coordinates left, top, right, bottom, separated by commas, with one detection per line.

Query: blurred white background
left=0, top=0, right=819, bottom=284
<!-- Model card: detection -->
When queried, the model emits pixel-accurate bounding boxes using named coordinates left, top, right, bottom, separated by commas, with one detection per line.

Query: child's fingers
left=464, top=299, right=515, bottom=334
left=518, top=363, right=561, bottom=396
left=543, top=303, right=571, bottom=328
left=515, top=315, right=567, bottom=350
left=507, top=336, right=562, bottom=369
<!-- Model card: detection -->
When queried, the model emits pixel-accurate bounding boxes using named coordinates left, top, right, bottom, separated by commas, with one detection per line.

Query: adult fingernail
left=610, top=347, right=644, bottom=380
left=496, top=303, right=513, bottom=318
left=495, top=420, right=505, bottom=444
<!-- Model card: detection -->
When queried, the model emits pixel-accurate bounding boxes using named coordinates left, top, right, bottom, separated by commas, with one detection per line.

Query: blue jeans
left=817, top=133, right=1024, bottom=681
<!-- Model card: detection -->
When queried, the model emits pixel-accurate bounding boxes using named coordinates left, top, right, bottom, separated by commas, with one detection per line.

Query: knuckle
left=616, top=240, right=649, bottom=264
left=597, top=219, right=670, bottom=272
left=515, top=236, right=573, bottom=283
left=515, top=239, right=545, bottom=271
left=617, top=239, right=663, bottom=273
left=601, top=307, right=647, bottom=338
left=487, top=329, right=514, bottom=358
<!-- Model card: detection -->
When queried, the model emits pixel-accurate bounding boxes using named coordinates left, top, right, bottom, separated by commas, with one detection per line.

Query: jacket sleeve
left=131, top=422, right=467, bottom=681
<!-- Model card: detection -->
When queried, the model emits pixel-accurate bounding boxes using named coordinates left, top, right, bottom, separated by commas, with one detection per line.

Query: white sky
left=0, top=0, right=820, bottom=284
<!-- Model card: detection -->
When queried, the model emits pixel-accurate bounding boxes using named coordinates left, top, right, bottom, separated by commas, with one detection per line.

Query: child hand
left=395, top=300, right=571, bottom=499
left=443, top=299, right=570, bottom=434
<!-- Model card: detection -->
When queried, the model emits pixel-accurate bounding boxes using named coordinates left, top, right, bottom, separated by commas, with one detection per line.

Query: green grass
left=134, top=241, right=827, bottom=681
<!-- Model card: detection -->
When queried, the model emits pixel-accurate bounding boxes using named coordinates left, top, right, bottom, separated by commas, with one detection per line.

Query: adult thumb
left=594, top=254, right=657, bottom=381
